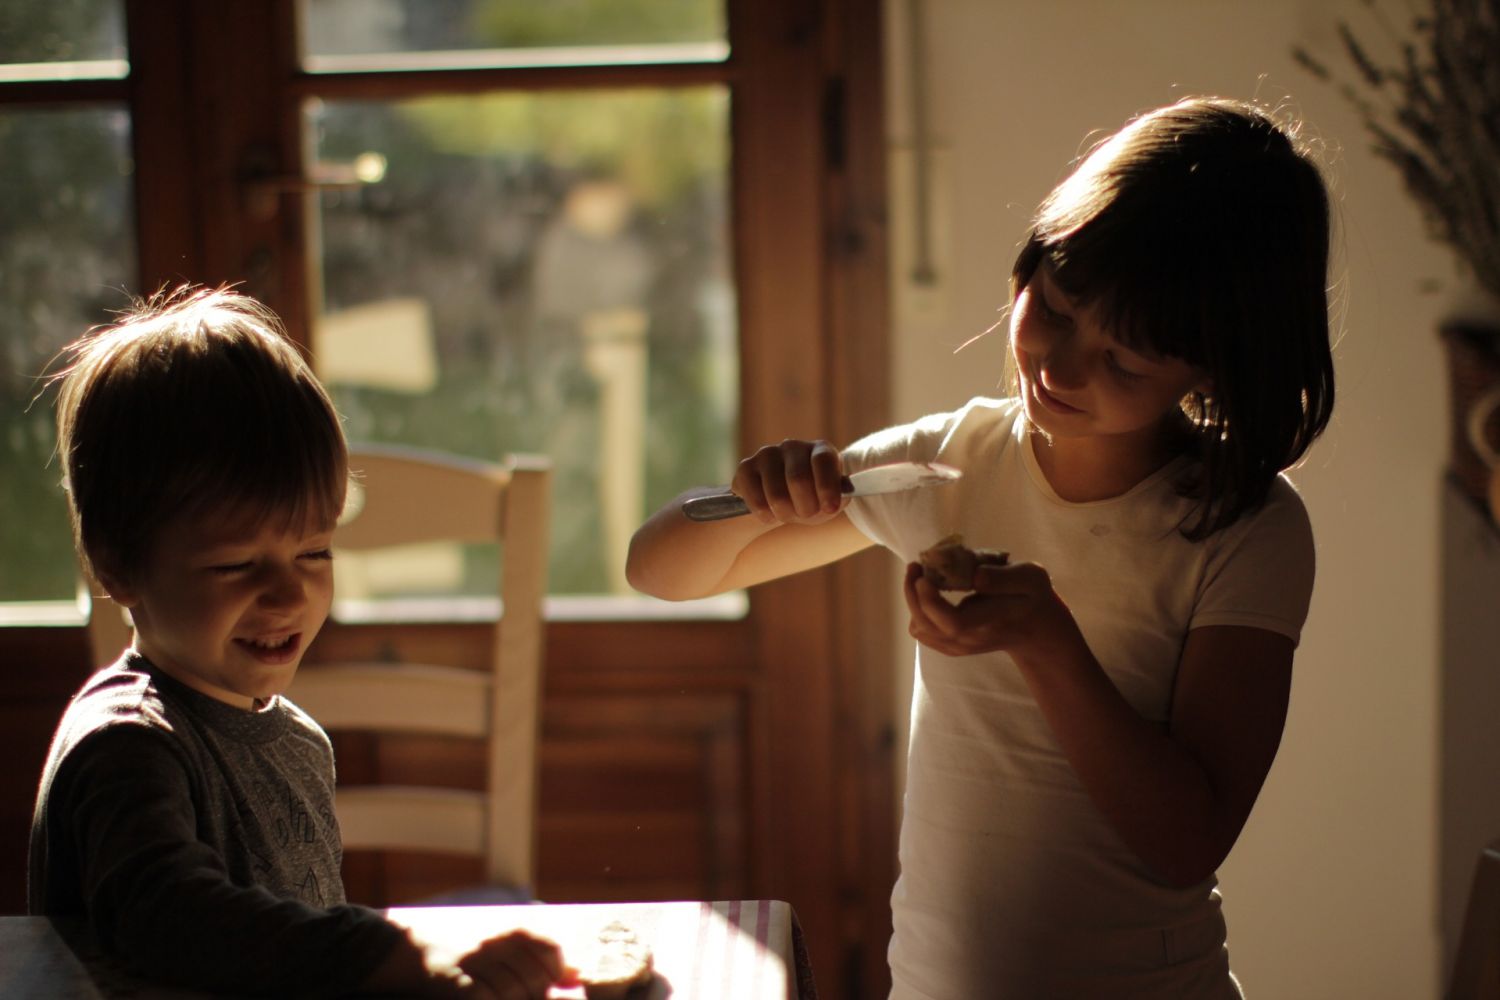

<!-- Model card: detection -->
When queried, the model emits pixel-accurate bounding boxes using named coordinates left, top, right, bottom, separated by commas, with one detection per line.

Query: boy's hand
left=362, top=926, right=576, bottom=999
left=902, top=561, right=1084, bottom=666
left=457, top=929, right=579, bottom=999
left=730, top=439, right=847, bottom=525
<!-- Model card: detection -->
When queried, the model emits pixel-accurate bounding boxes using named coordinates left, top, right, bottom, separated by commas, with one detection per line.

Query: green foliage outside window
left=315, top=88, right=735, bottom=595
left=0, top=109, right=135, bottom=602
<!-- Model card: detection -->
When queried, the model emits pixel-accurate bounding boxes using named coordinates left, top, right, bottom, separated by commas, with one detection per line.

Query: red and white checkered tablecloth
left=0, top=900, right=817, bottom=999
left=387, top=898, right=816, bottom=1000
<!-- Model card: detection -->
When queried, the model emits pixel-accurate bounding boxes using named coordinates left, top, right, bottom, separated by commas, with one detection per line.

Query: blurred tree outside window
left=301, top=0, right=726, bottom=64
left=302, top=0, right=735, bottom=606
left=0, top=0, right=126, bottom=76
left=312, top=86, right=735, bottom=600
left=0, top=4, right=134, bottom=608
left=0, top=109, right=135, bottom=608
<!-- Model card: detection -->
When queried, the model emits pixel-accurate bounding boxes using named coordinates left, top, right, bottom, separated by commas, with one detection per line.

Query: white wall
left=882, top=2, right=1456, bottom=997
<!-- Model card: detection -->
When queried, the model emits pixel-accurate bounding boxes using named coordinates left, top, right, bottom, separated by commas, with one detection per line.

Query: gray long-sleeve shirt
left=29, top=653, right=404, bottom=996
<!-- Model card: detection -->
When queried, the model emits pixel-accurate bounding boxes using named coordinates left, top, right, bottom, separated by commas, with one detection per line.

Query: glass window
left=309, top=87, right=735, bottom=600
left=0, top=107, right=136, bottom=603
left=300, top=0, right=727, bottom=71
left=0, top=1, right=127, bottom=79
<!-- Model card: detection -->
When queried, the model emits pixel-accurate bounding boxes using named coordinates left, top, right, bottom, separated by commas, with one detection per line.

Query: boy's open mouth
left=235, top=633, right=303, bottom=663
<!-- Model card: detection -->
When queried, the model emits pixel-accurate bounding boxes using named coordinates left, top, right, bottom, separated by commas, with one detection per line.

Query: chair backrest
left=1448, top=839, right=1500, bottom=1000
left=285, top=445, right=552, bottom=893
left=81, top=575, right=134, bottom=669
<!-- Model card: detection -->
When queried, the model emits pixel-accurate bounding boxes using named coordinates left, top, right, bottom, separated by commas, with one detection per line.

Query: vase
left=1442, top=310, right=1500, bottom=522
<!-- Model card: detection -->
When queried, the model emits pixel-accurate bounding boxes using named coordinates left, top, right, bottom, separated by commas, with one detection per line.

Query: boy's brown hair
left=53, top=285, right=348, bottom=588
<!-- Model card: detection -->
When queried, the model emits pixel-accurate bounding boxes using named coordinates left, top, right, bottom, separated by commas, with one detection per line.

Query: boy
left=29, top=286, right=575, bottom=998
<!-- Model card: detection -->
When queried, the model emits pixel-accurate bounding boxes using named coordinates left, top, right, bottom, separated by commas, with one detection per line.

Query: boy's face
left=105, top=507, right=335, bottom=710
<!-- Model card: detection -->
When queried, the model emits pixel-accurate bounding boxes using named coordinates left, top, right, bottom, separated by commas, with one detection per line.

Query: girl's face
left=1011, top=262, right=1207, bottom=447
left=105, top=506, right=336, bottom=709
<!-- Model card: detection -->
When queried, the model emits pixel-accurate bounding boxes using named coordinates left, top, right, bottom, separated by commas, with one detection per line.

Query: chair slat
left=336, top=787, right=485, bottom=856
left=285, top=663, right=488, bottom=738
left=295, top=448, right=551, bottom=894
left=338, top=446, right=509, bottom=549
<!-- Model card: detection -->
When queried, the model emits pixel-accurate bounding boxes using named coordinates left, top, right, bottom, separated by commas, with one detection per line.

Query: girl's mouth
left=1030, top=374, right=1084, bottom=415
left=235, top=632, right=303, bottom=664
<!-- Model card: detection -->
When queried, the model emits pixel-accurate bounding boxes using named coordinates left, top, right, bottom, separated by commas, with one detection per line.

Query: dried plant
left=1294, top=0, right=1500, bottom=301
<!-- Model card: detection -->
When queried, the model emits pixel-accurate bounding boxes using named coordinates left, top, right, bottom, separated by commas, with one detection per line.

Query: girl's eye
left=1037, top=296, right=1069, bottom=325
left=209, top=562, right=252, bottom=575
left=1105, top=353, right=1147, bottom=382
left=300, top=548, right=334, bottom=562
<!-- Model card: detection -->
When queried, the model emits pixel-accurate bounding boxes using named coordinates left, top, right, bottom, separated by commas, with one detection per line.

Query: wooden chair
left=286, top=446, right=553, bottom=899
left=81, top=576, right=134, bottom=669
left=1448, top=839, right=1500, bottom=1000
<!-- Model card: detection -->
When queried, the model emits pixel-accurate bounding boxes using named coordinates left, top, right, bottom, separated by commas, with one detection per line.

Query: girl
left=627, top=97, right=1335, bottom=999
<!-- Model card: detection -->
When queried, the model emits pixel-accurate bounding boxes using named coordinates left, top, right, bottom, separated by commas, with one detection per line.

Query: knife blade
left=681, top=461, right=961, bottom=521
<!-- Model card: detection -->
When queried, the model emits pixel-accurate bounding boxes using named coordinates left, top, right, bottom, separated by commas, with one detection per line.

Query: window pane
left=310, top=88, right=735, bottom=599
left=0, top=0, right=127, bottom=78
left=301, top=0, right=727, bottom=69
left=0, top=108, right=136, bottom=602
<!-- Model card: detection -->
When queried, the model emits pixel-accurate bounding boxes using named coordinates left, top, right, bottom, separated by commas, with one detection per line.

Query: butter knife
left=681, top=461, right=961, bottom=521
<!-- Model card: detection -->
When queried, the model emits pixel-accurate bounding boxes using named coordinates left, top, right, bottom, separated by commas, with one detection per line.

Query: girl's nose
left=1036, top=336, right=1087, bottom=391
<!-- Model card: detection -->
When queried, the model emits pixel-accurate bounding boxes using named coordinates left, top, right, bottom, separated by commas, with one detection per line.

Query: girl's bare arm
left=626, top=438, right=876, bottom=600
left=1016, top=621, right=1290, bottom=887
left=626, top=491, right=872, bottom=600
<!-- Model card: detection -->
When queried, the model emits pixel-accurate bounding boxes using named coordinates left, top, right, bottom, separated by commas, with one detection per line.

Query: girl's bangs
left=1043, top=233, right=1207, bottom=369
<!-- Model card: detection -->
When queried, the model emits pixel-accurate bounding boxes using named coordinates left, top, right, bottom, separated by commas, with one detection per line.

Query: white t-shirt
left=842, top=397, right=1314, bottom=1000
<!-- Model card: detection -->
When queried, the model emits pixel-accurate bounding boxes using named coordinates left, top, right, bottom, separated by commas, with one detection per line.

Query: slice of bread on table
left=578, top=921, right=653, bottom=999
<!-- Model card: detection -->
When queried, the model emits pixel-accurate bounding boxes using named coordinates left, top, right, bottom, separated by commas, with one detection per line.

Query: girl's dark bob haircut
left=1011, top=96, right=1335, bottom=538
left=53, top=285, right=349, bottom=587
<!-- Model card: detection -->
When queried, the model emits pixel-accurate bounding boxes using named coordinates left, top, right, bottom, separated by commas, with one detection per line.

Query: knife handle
left=682, top=475, right=858, bottom=522
left=682, top=492, right=751, bottom=521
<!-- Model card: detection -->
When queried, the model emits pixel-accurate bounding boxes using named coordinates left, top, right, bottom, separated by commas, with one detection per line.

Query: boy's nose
left=258, top=567, right=307, bottom=611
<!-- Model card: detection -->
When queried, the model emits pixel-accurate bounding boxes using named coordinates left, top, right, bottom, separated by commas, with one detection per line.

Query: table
left=0, top=899, right=813, bottom=999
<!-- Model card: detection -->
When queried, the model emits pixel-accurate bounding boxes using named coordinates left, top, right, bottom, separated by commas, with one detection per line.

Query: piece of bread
left=578, top=921, right=654, bottom=1000
left=918, top=533, right=1009, bottom=591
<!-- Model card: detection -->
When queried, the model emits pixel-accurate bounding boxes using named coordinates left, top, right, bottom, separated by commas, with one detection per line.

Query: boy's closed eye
left=204, top=546, right=334, bottom=575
